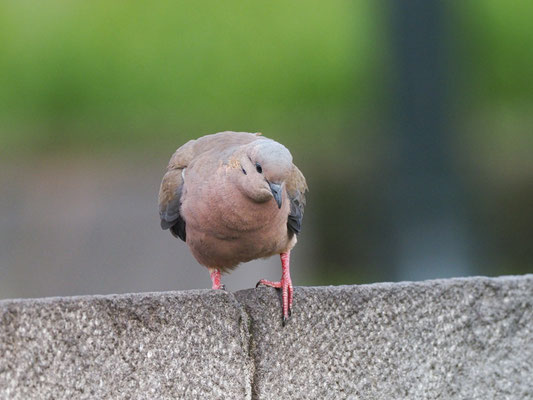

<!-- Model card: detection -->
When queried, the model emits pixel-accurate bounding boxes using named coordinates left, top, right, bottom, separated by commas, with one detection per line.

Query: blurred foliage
left=455, top=1, right=533, bottom=104
left=452, top=1, right=533, bottom=169
left=1, top=1, right=530, bottom=161
left=0, top=0, right=382, bottom=155
left=0, top=1, right=531, bottom=155
left=452, top=0, right=533, bottom=278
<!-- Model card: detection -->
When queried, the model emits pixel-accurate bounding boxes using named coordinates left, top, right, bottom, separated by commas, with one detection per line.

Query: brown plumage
left=159, top=131, right=307, bottom=324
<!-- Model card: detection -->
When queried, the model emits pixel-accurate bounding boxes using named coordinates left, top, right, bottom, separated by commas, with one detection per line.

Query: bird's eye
left=242, top=167, right=247, bottom=175
left=255, top=163, right=263, bottom=174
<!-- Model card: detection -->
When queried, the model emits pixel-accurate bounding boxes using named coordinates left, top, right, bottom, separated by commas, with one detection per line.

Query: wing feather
left=285, top=164, right=308, bottom=235
left=159, top=168, right=186, bottom=240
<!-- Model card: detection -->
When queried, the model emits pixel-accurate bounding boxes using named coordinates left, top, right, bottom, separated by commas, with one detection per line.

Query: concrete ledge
left=0, top=290, right=252, bottom=399
left=1, top=275, right=533, bottom=399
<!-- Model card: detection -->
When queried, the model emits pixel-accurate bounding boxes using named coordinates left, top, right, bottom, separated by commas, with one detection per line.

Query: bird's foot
left=209, top=268, right=225, bottom=290
left=256, top=252, right=293, bottom=326
left=256, top=279, right=281, bottom=288
left=256, top=277, right=293, bottom=325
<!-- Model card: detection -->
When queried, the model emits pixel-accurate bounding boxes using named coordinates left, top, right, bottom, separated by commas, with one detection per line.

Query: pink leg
left=209, top=268, right=225, bottom=290
left=257, top=251, right=293, bottom=325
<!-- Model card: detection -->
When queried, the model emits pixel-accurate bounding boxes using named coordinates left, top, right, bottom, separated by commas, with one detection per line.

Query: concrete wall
left=1, top=275, right=532, bottom=399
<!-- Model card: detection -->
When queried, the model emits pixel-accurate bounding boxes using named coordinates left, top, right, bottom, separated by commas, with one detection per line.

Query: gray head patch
left=248, top=139, right=293, bottom=182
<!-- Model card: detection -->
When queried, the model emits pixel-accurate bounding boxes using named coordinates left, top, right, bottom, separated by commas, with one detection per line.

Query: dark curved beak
left=269, top=182, right=282, bottom=208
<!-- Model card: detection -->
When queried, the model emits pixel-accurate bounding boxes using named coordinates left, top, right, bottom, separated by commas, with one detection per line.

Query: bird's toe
left=256, top=279, right=282, bottom=289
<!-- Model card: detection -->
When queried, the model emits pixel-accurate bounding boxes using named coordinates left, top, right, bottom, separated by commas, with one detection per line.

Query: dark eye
left=255, top=163, right=262, bottom=173
left=242, top=167, right=247, bottom=175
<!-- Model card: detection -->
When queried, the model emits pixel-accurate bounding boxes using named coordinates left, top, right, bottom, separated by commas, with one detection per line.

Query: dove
left=159, top=131, right=307, bottom=324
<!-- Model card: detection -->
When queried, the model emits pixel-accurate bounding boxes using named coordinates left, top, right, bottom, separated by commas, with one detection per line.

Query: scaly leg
left=209, top=268, right=225, bottom=290
left=257, top=251, right=293, bottom=325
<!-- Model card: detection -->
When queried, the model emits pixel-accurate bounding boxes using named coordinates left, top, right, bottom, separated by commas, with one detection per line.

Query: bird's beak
left=269, top=182, right=282, bottom=209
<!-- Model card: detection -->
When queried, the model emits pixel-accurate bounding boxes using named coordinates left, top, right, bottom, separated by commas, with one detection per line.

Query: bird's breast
left=181, top=175, right=291, bottom=269
left=183, top=178, right=287, bottom=235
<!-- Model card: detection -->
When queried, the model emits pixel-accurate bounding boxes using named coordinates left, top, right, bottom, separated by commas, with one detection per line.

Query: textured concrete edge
left=0, top=288, right=256, bottom=371
left=1, top=274, right=532, bottom=398
left=233, top=273, right=533, bottom=305
left=0, top=288, right=219, bottom=306
left=0, top=288, right=256, bottom=399
left=2, top=274, right=531, bottom=306
left=2, top=275, right=531, bottom=325
left=2, top=274, right=531, bottom=318
left=234, top=274, right=533, bottom=397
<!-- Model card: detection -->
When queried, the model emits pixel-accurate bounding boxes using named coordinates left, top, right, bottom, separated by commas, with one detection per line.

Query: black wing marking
left=287, top=196, right=304, bottom=235
left=285, top=164, right=307, bottom=236
left=169, top=215, right=186, bottom=241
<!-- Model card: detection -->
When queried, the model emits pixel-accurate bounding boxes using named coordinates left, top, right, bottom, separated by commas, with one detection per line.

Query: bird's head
left=230, top=139, right=293, bottom=208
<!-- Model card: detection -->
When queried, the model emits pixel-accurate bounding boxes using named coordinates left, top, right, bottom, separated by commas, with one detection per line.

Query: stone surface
left=236, top=275, right=533, bottom=399
left=1, top=275, right=532, bottom=399
left=0, top=290, right=252, bottom=400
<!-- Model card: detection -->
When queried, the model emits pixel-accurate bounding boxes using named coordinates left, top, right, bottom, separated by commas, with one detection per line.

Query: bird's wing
left=159, top=131, right=262, bottom=241
left=158, top=137, right=198, bottom=241
left=285, top=164, right=308, bottom=235
left=159, top=168, right=187, bottom=240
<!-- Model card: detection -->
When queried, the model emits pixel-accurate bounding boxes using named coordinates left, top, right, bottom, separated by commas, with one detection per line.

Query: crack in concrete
left=231, top=292, right=256, bottom=400
left=235, top=296, right=261, bottom=400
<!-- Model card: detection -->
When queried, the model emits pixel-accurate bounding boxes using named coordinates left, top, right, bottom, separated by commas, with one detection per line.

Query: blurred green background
left=1, top=0, right=532, bottom=299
